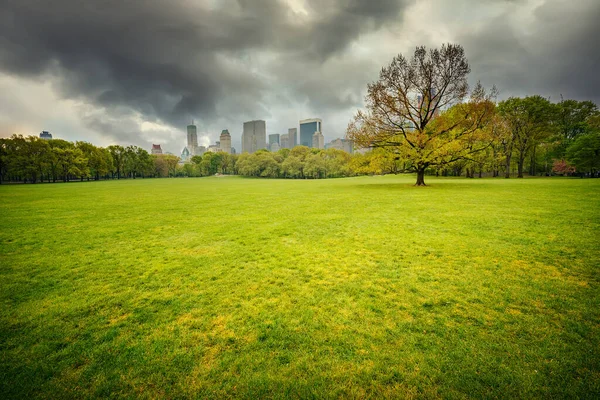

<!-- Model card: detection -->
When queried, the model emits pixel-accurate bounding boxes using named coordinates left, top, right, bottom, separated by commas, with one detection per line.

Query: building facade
left=242, top=120, right=267, bottom=153
left=325, top=138, right=354, bottom=153
left=39, top=131, right=52, bottom=140
left=269, top=134, right=280, bottom=145
left=312, top=131, right=324, bottom=149
left=299, top=118, right=322, bottom=147
left=187, top=123, right=198, bottom=155
left=288, top=128, right=297, bottom=147
left=181, top=146, right=191, bottom=162
left=280, top=134, right=290, bottom=149
left=151, top=144, right=163, bottom=154
left=219, top=129, right=232, bottom=154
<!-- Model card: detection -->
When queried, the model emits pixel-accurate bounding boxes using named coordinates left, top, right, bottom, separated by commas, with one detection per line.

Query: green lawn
left=1, top=175, right=599, bottom=399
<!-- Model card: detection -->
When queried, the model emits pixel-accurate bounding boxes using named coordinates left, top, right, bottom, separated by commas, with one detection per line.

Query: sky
left=1, top=0, right=599, bottom=154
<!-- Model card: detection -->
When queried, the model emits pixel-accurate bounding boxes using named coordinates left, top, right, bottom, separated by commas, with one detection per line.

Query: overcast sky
left=1, top=0, right=598, bottom=153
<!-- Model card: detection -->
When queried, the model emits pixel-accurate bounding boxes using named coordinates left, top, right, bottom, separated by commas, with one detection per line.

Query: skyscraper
left=187, top=122, right=198, bottom=155
left=288, top=128, right=297, bottom=148
left=269, top=134, right=280, bottom=152
left=299, top=118, right=322, bottom=147
left=268, top=134, right=280, bottom=145
left=312, top=131, right=324, bottom=149
left=280, top=134, right=290, bottom=149
left=242, top=120, right=267, bottom=153
left=219, top=129, right=232, bottom=154
left=180, top=146, right=191, bottom=162
left=325, top=138, right=354, bottom=153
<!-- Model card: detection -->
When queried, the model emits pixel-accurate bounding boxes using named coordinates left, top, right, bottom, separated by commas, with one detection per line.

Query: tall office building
left=325, top=138, right=354, bottom=153
left=219, top=129, right=232, bottom=154
left=242, top=120, right=267, bottom=153
left=269, top=134, right=280, bottom=152
left=280, top=134, right=290, bottom=149
left=187, top=122, right=198, bottom=155
left=312, top=132, right=324, bottom=149
left=39, top=131, right=52, bottom=140
left=299, top=118, right=322, bottom=147
left=268, top=134, right=280, bottom=145
left=288, top=128, right=297, bottom=148
left=180, top=146, right=191, bottom=162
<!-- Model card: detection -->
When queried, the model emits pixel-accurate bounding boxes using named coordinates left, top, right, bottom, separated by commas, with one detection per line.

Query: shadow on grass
left=353, top=182, right=478, bottom=190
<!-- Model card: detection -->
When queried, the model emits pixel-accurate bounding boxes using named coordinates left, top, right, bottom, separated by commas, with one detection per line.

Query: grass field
left=1, top=175, right=599, bottom=399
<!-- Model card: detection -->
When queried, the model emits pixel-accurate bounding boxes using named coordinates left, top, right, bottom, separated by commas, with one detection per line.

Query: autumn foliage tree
left=347, top=44, right=496, bottom=185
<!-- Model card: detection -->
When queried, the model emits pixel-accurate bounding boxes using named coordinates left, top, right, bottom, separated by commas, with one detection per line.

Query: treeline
left=236, top=147, right=353, bottom=178
left=366, top=96, right=600, bottom=179
left=0, top=137, right=184, bottom=183
left=1, top=96, right=598, bottom=183
left=490, top=97, right=600, bottom=178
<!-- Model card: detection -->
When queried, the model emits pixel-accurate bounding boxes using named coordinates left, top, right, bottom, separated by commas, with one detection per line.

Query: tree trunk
left=517, top=155, right=525, bottom=178
left=529, top=145, right=537, bottom=176
left=505, top=153, right=512, bottom=178
left=415, top=169, right=426, bottom=186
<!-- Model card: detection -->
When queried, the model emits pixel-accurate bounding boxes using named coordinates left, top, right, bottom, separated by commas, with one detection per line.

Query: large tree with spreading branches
left=347, top=44, right=497, bottom=185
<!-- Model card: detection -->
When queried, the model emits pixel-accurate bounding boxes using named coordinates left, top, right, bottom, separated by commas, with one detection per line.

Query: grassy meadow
left=1, top=175, right=599, bottom=399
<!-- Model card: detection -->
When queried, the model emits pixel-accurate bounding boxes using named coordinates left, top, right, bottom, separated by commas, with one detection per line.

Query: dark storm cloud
left=0, top=0, right=409, bottom=138
left=458, top=0, right=600, bottom=103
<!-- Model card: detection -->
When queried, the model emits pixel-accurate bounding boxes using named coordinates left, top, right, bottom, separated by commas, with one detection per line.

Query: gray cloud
left=0, top=0, right=599, bottom=151
left=457, top=0, right=600, bottom=103
left=0, top=0, right=407, bottom=130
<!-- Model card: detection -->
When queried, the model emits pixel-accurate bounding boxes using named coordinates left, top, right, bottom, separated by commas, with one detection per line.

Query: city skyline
left=1, top=0, right=598, bottom=154
left=181, top=117, right=333, bottom=156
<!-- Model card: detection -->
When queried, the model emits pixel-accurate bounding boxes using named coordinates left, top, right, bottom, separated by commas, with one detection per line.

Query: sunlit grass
left=1, top=175, right=599, bottom=398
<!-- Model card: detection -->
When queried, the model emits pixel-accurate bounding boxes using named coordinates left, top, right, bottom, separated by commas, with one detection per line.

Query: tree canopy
left=347, top=44, right=497, bottom=185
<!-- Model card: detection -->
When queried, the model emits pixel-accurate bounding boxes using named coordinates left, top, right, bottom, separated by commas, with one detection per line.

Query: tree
left=557, top=99, right=598, bottom=140
left=152, top=154, right=169, bottom=177
left=281, top=155, right=304, bottom=178
left=497, top=96, right=555, bottom=178
left=566, top=132, right=600, bottom=176
left=77, top=141, right=113, bottom=181
left=44, top=140, right=68, bottom=182
left=552, top=159, right=576, bottom=176
left=199, top=152, right=219, bottom=176
left=107, top=145, right=126, bottom=179
left=347, top=44, right=496, bottom=185
left=303, top=152, right=326, bottom=178
left=55, top=146, right=88, bottom=181
left=163, top=155, right=180, bottom=177
left=0, top=137, right=7, bottom=184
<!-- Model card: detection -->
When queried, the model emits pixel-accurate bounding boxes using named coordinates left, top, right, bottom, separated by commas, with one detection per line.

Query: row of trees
left=2, top=116, right=597, bottom=184
left=0, top=131, right=447, bottom=183
left=347, top=44, right=600, bottom=185
left=0, top=136, right=188, bottom=183
left=236, top=147, right=353, bottom=179
left=3, top=43, right=599, bottom=186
